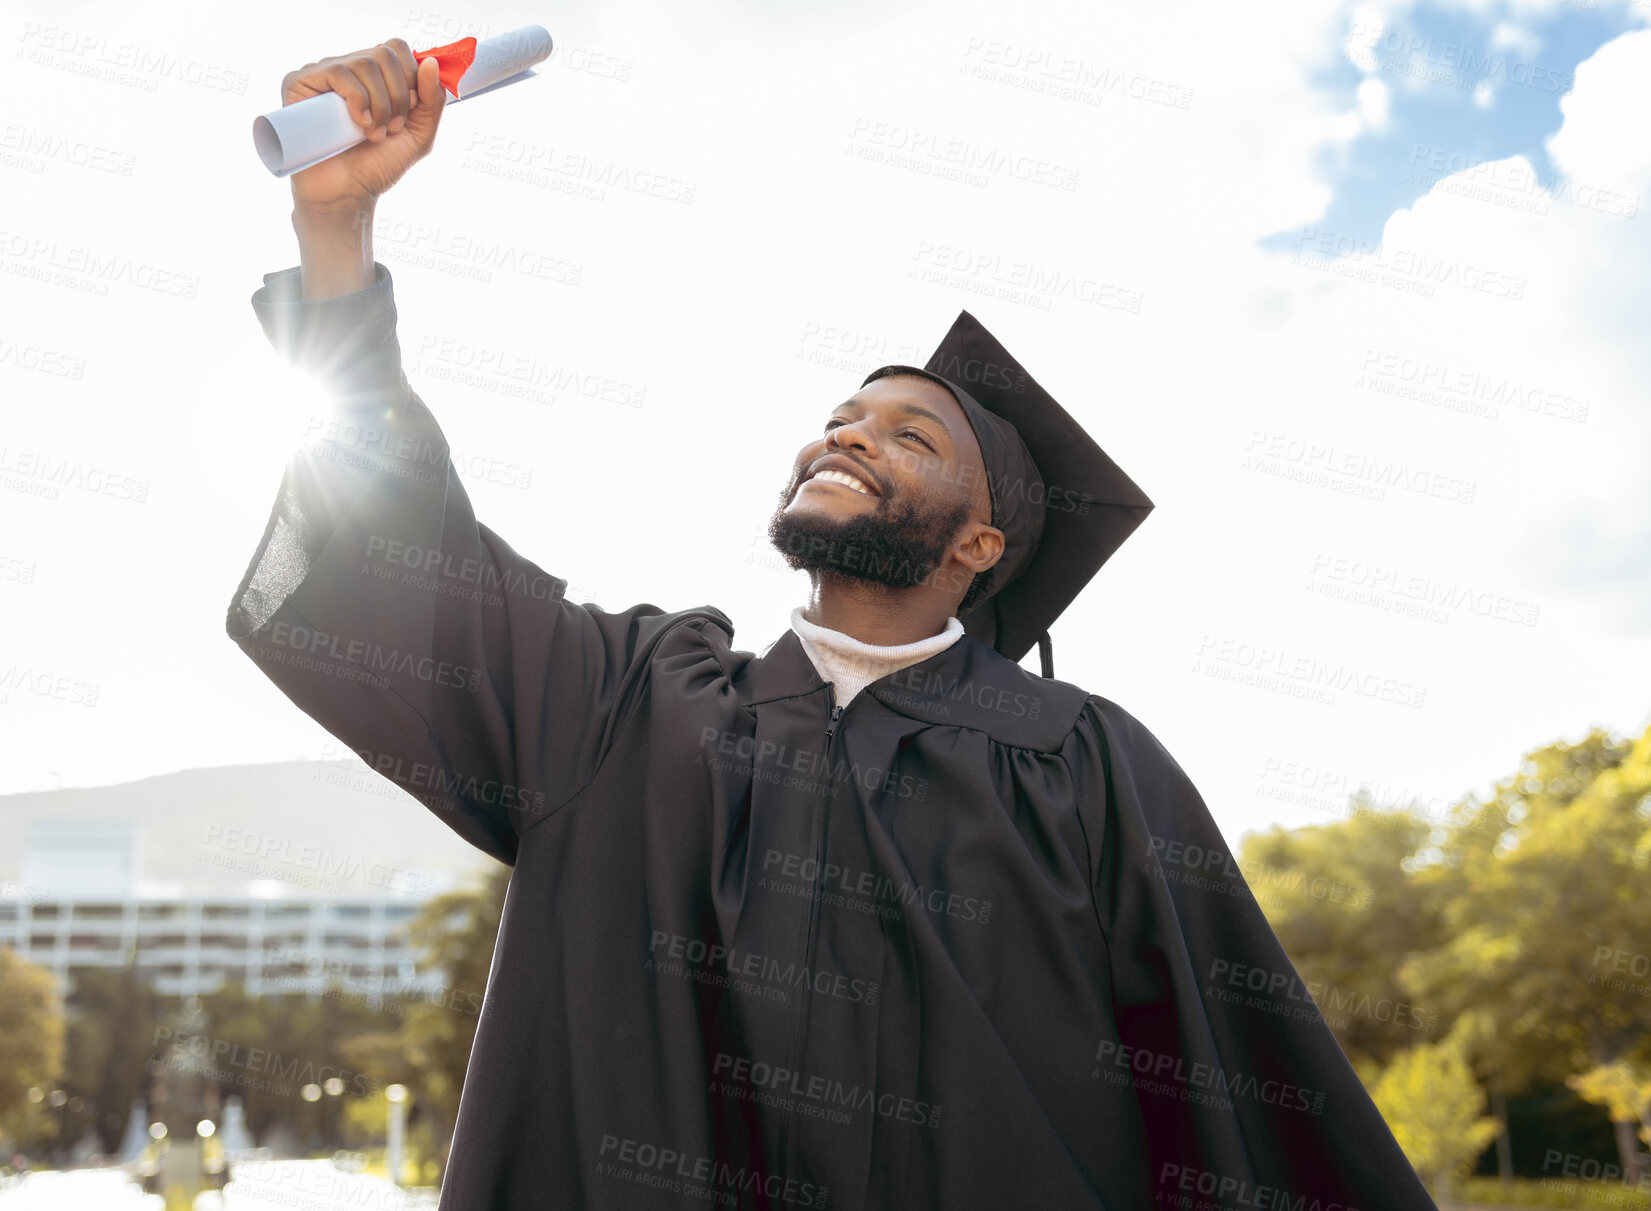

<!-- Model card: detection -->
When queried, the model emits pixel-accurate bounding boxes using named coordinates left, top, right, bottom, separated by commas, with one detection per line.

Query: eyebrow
left=832, top=399, right=955, bottom=441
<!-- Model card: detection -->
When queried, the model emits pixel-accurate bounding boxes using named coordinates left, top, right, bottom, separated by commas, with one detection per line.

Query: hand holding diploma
left=269, top=31, right=551, bottom=300
left=273, top=39, right=453, bottom=302
left=276, top=40, right=448, bottom=216
left=255, top=28, right=552, bottom=180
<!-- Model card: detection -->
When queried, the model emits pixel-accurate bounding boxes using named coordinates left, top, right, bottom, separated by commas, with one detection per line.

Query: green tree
left=1239, top=798, right=1444, bottom=1070
left=0, top=947, right=66, bottom=1151
left=193, top=980, right=403, bottom=1149
left=396, top=864, right=508, bottom=1169
left=1567, top=1060, right=1651, bottom=1184
left=58, top=964, right=163, bottom=1153
left=1364, top=1038, right=1503, bottom=1196
left=1402, top=725, right=1651, bottom=1177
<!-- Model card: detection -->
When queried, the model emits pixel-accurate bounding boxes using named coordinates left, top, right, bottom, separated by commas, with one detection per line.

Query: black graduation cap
left=861, top=310, right=1154, bottom=679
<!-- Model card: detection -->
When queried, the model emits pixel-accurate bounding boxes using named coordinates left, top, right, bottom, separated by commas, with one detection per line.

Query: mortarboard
left=862, top=310, right=1154, bottom=679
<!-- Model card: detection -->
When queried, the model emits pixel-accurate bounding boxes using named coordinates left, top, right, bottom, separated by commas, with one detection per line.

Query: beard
left=767, top=474, right=975, bottom=596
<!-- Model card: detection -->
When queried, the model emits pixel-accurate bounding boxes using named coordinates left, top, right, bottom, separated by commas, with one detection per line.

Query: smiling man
left=226, top=40, right=1437, bottom=1211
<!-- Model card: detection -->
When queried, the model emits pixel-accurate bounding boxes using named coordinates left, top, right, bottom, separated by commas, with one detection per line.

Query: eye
left=822, top=418, right=932, bottom=450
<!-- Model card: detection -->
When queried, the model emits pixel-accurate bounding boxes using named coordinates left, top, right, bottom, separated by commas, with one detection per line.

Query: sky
left=2, top=0, right=1648, bottom=853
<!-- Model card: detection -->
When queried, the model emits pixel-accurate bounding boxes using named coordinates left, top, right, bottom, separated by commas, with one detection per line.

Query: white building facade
left=1, top=820, right=444, bottom=1002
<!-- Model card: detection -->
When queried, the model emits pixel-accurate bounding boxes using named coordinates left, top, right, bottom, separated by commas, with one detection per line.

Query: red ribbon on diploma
left=411, top=37, right=478, bottom=98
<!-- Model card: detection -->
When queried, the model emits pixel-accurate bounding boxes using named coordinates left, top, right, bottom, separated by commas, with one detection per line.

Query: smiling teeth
left=815, top=469, right=872, bottom=494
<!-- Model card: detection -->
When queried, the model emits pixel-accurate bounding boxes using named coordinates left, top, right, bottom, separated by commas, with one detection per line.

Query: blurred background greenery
left=2, top=721, right=1648, bottom=1208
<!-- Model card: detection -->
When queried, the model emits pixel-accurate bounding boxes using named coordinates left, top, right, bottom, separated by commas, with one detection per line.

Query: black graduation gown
left=226, top=262, right=1438, bottom=1211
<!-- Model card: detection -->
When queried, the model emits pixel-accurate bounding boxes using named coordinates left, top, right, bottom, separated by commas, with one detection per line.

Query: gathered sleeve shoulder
left=226, top=263, right=730, bottom=866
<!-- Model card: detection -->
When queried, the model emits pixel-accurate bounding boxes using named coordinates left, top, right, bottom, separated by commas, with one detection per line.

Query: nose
left=824, top=417, right=879, bottom=457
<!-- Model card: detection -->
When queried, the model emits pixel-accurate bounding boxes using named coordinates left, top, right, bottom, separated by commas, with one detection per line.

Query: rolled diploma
left=252, top=25, right=553, bottom=178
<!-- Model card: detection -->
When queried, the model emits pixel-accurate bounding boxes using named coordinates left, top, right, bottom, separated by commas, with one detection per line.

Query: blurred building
left=0, top=819, right=441, bottom=1002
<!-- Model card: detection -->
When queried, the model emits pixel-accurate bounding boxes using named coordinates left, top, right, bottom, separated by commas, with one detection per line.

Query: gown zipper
left=778, top=686, right=849, bottom=1185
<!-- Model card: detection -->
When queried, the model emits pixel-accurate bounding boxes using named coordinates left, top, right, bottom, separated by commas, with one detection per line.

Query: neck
left=802, top=574, right=957, bottom=646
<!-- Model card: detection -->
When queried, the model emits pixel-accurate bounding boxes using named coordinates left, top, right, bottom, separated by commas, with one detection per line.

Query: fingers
left=414, top=54, right=446, bottom=114
left=342, top=56, right=393, bottom=140
left=282, top=43, right=423, bottom=140
left=374, top=40, right=416, bottom=132
left=281, top=60, right=374, bottom=131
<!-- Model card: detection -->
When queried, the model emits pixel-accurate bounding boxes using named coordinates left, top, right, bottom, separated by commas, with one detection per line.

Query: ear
left=953, top=520, right=1004, bottom=580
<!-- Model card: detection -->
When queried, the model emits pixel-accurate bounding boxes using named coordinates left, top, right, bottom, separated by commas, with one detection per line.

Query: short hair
left=958, top=566, right=993, bottom=616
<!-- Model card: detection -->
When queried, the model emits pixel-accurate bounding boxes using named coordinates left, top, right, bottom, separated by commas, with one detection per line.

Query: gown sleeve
left=225, top=262, right=724, bottom=866
left=1079, top=695, right=1439, bottom=1209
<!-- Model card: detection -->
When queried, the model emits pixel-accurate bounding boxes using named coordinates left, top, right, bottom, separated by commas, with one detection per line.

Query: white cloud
left=1489, top=20, right=1540, bottom=56
left=1549, top=28, right=1651, bottom=189
left=1357, top=76, right=1392, bottom=129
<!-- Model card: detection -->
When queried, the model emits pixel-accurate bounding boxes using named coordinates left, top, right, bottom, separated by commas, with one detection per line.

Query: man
left=228, top=41, right=1438, bottom=1210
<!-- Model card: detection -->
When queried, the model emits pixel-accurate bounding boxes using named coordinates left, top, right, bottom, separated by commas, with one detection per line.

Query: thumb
left=408, top=54, right=447, bottom=145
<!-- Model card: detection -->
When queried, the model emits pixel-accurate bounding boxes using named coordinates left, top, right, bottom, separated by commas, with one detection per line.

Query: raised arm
left=284, top=40, right=439, bottom=300
left=228, top=41, right=727, bottom=865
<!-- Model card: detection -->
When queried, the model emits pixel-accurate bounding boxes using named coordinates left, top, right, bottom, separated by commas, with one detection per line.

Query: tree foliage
left=1365, top=1038, right=1503, bottom=1194
left=395, top=863, right=509, bottom=1167
left=60, top=963, right=162, bottom=1153
left=1246, top=723, right=1651, bottom=1181
left=1239, top=799, right=1445, bottom=1069
left=1403, top=728, right=1651, bottom=1092
left=0, top=948, right=65, bottom=1148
